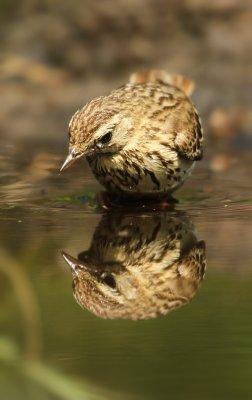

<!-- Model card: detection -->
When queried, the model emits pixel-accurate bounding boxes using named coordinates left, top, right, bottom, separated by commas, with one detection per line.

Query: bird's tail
left=129, top=69, right=195, bottom=96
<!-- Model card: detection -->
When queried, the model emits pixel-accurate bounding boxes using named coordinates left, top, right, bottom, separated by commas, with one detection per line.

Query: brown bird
left=60, top=70, right=203, bottom=197
left=62, top=211, right=206, bottom=320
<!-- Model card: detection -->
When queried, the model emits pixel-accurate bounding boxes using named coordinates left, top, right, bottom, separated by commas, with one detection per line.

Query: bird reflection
left=62, top=211, right=206, bottom=320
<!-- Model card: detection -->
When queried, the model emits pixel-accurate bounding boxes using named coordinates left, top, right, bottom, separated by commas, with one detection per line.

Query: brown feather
left=65, top=69, right=203, bottom=195
left=63, top=212, right=206, bottom=320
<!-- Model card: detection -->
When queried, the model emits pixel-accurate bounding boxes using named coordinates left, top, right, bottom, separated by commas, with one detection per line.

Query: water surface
left=0, top=141, right=251, bottom=400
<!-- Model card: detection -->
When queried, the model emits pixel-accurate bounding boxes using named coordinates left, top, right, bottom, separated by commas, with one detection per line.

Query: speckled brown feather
left=66, top=69, right=203, bottom=195
left=63, top=212, right=206, bottom=320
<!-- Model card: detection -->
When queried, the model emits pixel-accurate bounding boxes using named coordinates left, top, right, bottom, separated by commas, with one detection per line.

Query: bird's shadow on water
left=61, top=200, right=206, bottom=321
left=76, top=190, right=179, bottom=212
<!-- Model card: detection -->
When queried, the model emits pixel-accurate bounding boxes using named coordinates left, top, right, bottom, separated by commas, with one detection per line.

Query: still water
left=0, top=141, right=251, bottom=400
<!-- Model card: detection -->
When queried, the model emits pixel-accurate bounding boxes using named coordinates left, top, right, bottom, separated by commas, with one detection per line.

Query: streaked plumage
left=60, top=69, right=203, bottom=196
left=62, top=212, right=206, bottom=320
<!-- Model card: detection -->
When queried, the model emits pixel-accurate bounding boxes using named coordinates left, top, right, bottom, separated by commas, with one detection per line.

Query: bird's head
left=60, top=94, right=135, bottom=172
left=61, top=250, right=125, bottom=318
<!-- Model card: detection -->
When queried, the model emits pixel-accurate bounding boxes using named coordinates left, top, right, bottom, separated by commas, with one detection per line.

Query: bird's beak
left=60, top=152, right=75, bottom=172
left=61, top=251, right=77, bottom=270
left=61, top=250, right=99, bottom=274
left=60, top=149, right=83, bottom=172
left=61, top=251, right=83, bottom=274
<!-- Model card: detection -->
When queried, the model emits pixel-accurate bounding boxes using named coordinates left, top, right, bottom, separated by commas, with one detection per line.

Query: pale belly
left=88, top=154, right=195, bottom=196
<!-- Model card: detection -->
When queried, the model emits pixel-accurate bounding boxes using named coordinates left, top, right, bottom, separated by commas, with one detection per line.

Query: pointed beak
left=61, top=251, right=81, bottom=273
left=60, top=152, right=76, bottom=172
left=60, top=147, right=86, bottom=172
left=61, top=250, right=100, bottom=275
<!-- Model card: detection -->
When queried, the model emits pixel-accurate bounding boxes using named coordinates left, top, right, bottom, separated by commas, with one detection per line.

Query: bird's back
left=126, top=69, right=203, bottom=162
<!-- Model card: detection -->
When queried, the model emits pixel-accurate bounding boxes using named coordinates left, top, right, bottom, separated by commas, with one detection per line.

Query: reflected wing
left=177, top=241, right=206, bottom=282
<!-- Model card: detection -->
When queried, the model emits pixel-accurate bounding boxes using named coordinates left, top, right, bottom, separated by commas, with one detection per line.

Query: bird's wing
left=170, top=98, right=203, bottom=161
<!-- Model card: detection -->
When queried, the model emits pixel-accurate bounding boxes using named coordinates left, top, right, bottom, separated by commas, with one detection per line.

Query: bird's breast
left=87, top=151, right=194, bottom=195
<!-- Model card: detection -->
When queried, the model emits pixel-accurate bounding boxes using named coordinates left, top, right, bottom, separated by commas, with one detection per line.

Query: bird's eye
left=72, top=150, right=81, bottom=158
left=98, top=131, right=113, bottom=145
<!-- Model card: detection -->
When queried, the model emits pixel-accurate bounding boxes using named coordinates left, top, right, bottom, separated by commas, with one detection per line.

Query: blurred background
left=0, top=0, right=251, bottom=147
left=0, top=1, right=252, bottom=399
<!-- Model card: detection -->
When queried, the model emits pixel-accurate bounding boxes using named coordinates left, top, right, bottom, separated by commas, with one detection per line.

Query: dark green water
left=0, top=142, right=251, bottom=400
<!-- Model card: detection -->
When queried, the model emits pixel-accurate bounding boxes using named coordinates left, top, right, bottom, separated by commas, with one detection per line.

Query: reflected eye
left=101, top=274, right=116, bottom=289
left=98, top=131, right=112, bottom=146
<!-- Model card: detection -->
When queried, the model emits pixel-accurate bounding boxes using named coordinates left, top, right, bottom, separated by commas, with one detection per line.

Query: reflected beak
left=61, top=250, right=99, bottom=274
left=61, top=251, right=81, bottom=273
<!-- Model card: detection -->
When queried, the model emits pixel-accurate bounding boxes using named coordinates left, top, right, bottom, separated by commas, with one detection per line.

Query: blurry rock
left=186, top=0, right=246, bottom=12
left=202, top=185, right=214, bottom=193
left=0, top=56, right=68, bottom=87
left=24, top=153, right=60, bottom=181
left=207, top=108, right=247, bottom=139
left=210, top=153, right=237, bottom=172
